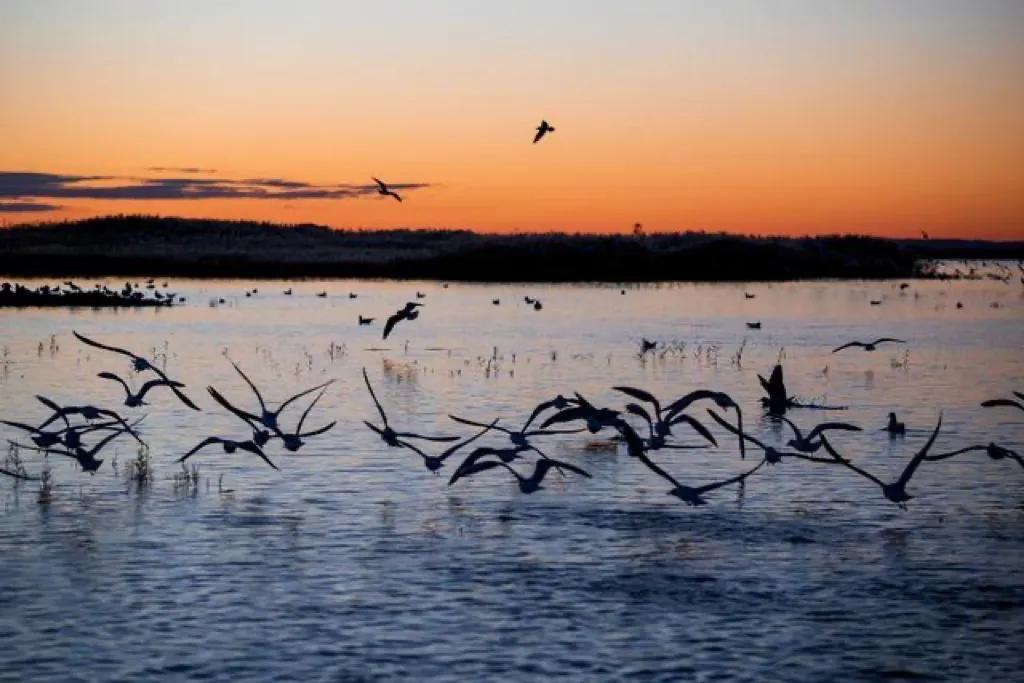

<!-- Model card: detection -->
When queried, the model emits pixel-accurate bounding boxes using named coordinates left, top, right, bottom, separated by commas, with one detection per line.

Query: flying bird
left=97, top=371, right=187, bottom=408
left=372, top=177, right=402, bottom=202
left=778, top=416, right=862, bottom=453
left=178, top=436, right=278, bottom=470
left=72, top=331, right=200, bottom=410
left=981, top=391, right=1024, bottom=413
left=450, top=458, right=589, bottom=494
left=382, top=302, right=422, bottom=339
left=362, top=368, right=458, bottom=449
left=831, top=338, right=906, bottom=353
left=533, top=120, right=555, bottom=144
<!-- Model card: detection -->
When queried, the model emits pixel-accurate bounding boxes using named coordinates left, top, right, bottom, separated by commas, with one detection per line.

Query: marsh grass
left=37, top=467, right=53, bottom=505
left=127, top=444, right=153, bottom=489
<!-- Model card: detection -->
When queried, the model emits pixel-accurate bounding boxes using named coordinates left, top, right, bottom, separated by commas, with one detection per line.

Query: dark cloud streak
left=0, top=200, right=62, bottom=212
left=0, top=171, right=431, bottom=202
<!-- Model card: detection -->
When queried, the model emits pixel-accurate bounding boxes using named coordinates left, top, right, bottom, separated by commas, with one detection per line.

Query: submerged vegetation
left=3, top=214, right=1017, bottom=282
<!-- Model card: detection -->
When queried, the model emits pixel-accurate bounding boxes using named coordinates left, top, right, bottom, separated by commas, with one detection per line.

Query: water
left=1, top=267, right=1023, bottom=681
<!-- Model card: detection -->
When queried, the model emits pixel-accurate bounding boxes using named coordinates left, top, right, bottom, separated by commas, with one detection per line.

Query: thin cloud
left=148, top=166, right=217, bottom=174
left=0, top=171, right=431, bottom=202
left=0, top=200, right=62, bottom=212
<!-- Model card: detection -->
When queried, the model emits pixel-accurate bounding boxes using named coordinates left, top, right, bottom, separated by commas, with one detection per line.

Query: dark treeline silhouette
left=1, top=215, right=1020, bottom=281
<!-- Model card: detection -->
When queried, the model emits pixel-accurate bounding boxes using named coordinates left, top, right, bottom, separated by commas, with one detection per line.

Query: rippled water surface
left=1, top=268, right=1022, bottom=681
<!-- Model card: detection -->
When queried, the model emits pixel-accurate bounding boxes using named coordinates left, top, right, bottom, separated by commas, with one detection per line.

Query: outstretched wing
left=73, top=331, right=139, bottom=361
left=230, top=360, right=267, bottom=413
left=831, top=341, right=863, bottom=353
left=207, top=386, right=260, bottom=427
left=896, top=414, right=942, bottom=489
left=382, top=312, right=401, bottom=340
left=613, top=386, right=661, bottom=415
left=871, top=338, right=906, bottom=346
left=362, top=368, right=388, bottom=425
left=805, top=422, right=862, bottom=441
left=179, top=436, right=222, bottom=462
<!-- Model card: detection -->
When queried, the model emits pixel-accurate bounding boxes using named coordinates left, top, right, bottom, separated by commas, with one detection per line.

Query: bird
left=33, top=395, right=145, bottom=445
left=663, top=390, right=745, bottom=459
left=358, top=315, right=375, bottom=325
left=209, top=361, right=334, bottom=438
left=72, top=331, right=200, bottom=410
left=744, top=292, right=756, bottom=299
left=870, top=300, right=882, bottom=306
left=317, top=291, right=327, bottom=298
left=450, top=458, right=589, bottom=494
left=533, top=120, right=555, bottom=144
left=349, top=292, right=358, bottom=299
left=524, top=296, right=535, bottom=304
left=275, top=387, right=337, bottom=452
left=778, top=416, right=862, bottom=453
left=415, top=291, right=426, bottom=299
left=283, top=288, right=293, bottom=296
left=17, top=427, right=134, bottom=473
left=831, top=338, right=906, bottom=353
left=884, top=412, right=906, bottom=435
left=707, top=410, right=839, bottom=465
left=449, top=413, right=582, bottom=460
left=921, top=230, right=929, bottom=240
left=372, top=177, right=402, bottom=202
left=533, top=300, right=543, bottom=311
left=541, top=393, right=621, bottom=434
left=362, top=368, right=458, bottom=449
left=399, top=419, right=499, bottom=473
left=924, top=442, right=1023, bottom=470
left=819, top=415, right=943, bottom=508
left=640, top=338, right=657, bottom=353
left=746, top=322, right=762, bottom=329
left=492, top=299, right=500, bottom=306
left=382, top=302, right=422, bottom=339
left=178, top=436, right=278, bottom=470
left=981, top=392, right=1024, bottom=413
left=613, top=385, right=718, bottom=449
left=448, top=444, right=532, bottom=485
left=97, top=371, right=187, bottom=408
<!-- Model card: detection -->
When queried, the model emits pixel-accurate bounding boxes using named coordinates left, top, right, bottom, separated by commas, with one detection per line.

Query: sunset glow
left=1, top=1, right=1022, bottom=238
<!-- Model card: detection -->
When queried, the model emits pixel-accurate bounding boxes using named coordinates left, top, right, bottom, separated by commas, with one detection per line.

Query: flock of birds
left=1, top=326, right=1020, bottom=510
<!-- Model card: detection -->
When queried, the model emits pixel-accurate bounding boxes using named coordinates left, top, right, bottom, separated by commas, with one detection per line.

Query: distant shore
left=1, top=215, right=1021, bottom=282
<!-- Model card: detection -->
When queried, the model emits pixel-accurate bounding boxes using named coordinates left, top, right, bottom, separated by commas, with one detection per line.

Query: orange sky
left=1, top=1, right=1022, bottom=238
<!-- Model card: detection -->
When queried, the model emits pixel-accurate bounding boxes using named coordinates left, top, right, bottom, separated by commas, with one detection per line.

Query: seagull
left=33, top=395, right=145, bottom=444
left=448, top=444, right=532, bottom=485
left=778, top=416, right=861, bottom=453
left=819, top=415, right=943, bottom=508
left=399, top=419, right=499, bottom=473
left=276, top=387, right=336, bottom=452
left=492, top=299, right=500, bottom=306
left=533, top=300, right=543, bottom=311
left=540, top=393, right=620, bottom=434
left=533, top=120, right=555, bottom=144
left=450, top=458, right=589, bottom=494
left=72, top=331, right=200, bottom=410
left=746, top=322, right=762, bottom=329
left=706, top=410, right=838, bottom=465
left=178, top=436, right=278, bottom=470
left=362, top=368, right=458, bottom=449
left=924, top=442, right=1023, bottom=470
left=981, top=391, right=1024, bottom=413
left=629, top=434, right=765, bottom=505
left=640, top=338, right=657, bottom=353
left=663, top=390, right=745, bottom=459
left=449, top=413, right=582, bottom=461
left=0, top=417, right=130, bottom=450
left=16, top=427, right=133, bottom=473
left=613, top=385, right=718, bottom=449
left=744, top=292, right=756, bottom=299
left=884, top=412, right=906, bottom=435
left=521, top=394, right=575, bottom=431
left=97, top=371, right=187, bottom=408
left=208, top=362, right=334, bottom=438
left=372, top=177, right=402, bottom=202
left=358, top=315, right=375, bottom=325
left=831, top=338, right=906, bottom=353
left=382, top=302, right=422, bottom=339
left=284, top=288, right=293, bottom=296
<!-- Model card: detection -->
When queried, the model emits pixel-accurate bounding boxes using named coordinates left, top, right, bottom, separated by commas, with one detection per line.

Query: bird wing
left=230, top=360, right=267, bottom=413
left=831, top=342, right=864, bottom=353
left=382, top=312, right=402, bottom=340
left=97, top=371, right=132, bottom=398
left=438, top=419, right=500, bottom=460
left=73, top=331, right=140, bottom=361
left=34, top=395, right=71, bottom=430
left=238, top=440, right=279, bottom=470
left=896, top=414, right=942, bottom=489
left=277, top=379, right=335, bottom=417
left=533, top=128, right=545, bottom=143
left=0, top=419, right=43, bottom=435
left=625, top=403, right=654, bottom=433
left=372, top=177, right=386, bottom=191
left=84, top=428, right=130, bottom=457
left=534, top=458, right=591, bottom=483
left=522, top=398, right=557, bottom=430
left=924, top=445, right=986, bottom=462
left=818, top=434, right=885, bottom=487
left=778, top=416, right=803, bottom=441
left=871, top=338, right=906, bottom=346
left=613, top=386, right=661, bottom=415
left=450, top=414, right=512, bottom=435
left=667, top=413, right=719, bottom=447
left=635, top=451, right=684, bottom=489
left=297, top=421, right=336, bottom=438
left=0, top=465, right=34, bottom=481
left=207, top=386, right=261, bottom=426
left=706, top=409, right=765, bottom=451
left=693, top=460, right=766, bottom=495
left=294, top=387, right=328, bottom=433
left=362, top=368, right=389, bottom=426
left=136, top=377, right=185, bottom=402
left=539, top=406, right=589, bottom=430
left=395, top=431, right=460, bottom=443
left=179, top=436, right=222, bottom=462
left=981, top=399, right=1024, bottom=411
left=805, top=422, right=862, bottom=441
left=448, top=457, right=507, bottom=486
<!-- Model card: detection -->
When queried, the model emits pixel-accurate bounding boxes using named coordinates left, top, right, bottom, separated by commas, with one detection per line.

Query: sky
left=1, top=0, right=1022, bottom=238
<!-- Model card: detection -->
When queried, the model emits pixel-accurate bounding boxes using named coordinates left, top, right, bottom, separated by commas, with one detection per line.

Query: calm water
left=1, top=267, right=1023, bottom=681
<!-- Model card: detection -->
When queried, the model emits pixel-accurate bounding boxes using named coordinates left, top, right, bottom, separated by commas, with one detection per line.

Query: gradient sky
left=1, top=0, right=1022, bottom=238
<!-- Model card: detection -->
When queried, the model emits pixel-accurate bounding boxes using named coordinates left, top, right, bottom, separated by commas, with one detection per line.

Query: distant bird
left=870, top=299, right=882, bottom=306
left=362, top=368, right=458, bottom=449
left=924, top=442, right=1023, bottom=470
left=744, top=292, right=756, bottom=299
left=899, top=283, right=910, bottom=290
left=778, top=416, right=861, bottom=453
left=372, top=177, right=402, bottom=202
left=179, top=437, right=277, bottom=470
left=533, top=120, right=555, bottom=144
left=383, top=302, right=422, bottom=339
left=533, top=300, right=543, bottom=311
left=664, top=389, right=746, bottom=458
left=524, top=296, right=535, bottom=304
left=981, top=391, right=1024, bottom=413
left=211, top=360, right=334, bottom=438
left=358, top=315, right=375, bottom=325
left=640, top=338, right=657, bottom=353
left=492, top=299, right=500, bottom=305
left=831, top=338, right=906, bottom=353
left=884, top=412, right=906, bottom=435
left=416, top=291, right=426, bottom=299
left=317, top=291, right=327, bottom=298
left=284, top=288, right=292, bottom=296
left=451, top=458, right=589, bottom=494
left=97, top=371, right=187, bottom=408
left=72, top=331, right=200, bottom=410
left=921, top=230, right=929, bottom=240
left=820, top=415, right=943, bottom=508
left=349, top=292, right=358, bottom=299
left=746, top=322, right=762, bottom=330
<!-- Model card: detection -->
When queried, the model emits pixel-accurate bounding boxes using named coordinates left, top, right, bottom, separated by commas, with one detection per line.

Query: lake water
left=1, top=266, right=1023, bottom=681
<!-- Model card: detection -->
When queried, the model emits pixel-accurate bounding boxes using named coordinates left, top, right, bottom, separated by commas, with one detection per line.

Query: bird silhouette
left=533, top=120, right=555, bottom=144
left=820, top=415, right=943, bottom=508
left=884, top=412, right=906, bottom=435
left=73, top=331, right=200, bottom=410
left=778, top=416, right=861, bottom=453
left=924, top=442, right=1023, bottom=470
left=382, top=302, right=422, bottom=339
left=372, top=177, right=402, bottom=202
left=400, top=419, right=499, bottom=473
left=450, top=458, right=589, bottom=494
left=178, top=436, right=278, bottom=470
left=981, top=392, right=1024, bottom=413
left=358, top=315, right=375, bottom=325
left=362, top=368, right=458, bottom=449
left=831, top=338, right=906, bottom=353
left=97, top=371, right=186, bottom=408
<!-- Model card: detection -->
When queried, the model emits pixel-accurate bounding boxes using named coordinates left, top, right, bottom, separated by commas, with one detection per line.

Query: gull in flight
left=533, top=120, right=555, bottom=144
left=372, top=177, right=402, bottom=202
